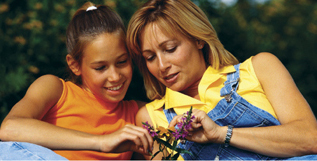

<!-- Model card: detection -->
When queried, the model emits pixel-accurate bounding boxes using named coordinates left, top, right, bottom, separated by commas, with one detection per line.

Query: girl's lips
left=105, top=83, right=123, bottom=91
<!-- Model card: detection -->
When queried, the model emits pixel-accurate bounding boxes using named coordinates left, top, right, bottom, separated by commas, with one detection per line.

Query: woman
left=127, top=0, right=317, bottom=160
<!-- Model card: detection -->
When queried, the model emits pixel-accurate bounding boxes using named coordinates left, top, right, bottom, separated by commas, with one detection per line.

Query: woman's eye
left=166, top=47, right=176, bottom=53
left=146, top=55, right=155, bottom=61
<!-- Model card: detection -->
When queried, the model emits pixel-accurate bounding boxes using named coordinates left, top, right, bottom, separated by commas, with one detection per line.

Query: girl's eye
left=95, top=66, right=105, bottom=71
left=118, top=59, right=127, bottom=65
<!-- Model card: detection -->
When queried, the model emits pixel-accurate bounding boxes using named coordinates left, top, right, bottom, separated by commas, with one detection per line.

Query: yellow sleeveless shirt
left=146, top=56, right=277, bottom=133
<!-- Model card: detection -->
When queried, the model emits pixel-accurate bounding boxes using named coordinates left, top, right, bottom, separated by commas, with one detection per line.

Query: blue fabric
left=0, top=141, right=67, bottom=160
left=164, top=63, right=317, bottom=160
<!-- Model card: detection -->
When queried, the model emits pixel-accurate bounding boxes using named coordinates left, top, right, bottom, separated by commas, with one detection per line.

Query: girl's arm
left=229, top=52, right=317, bottom=157
left=0, top=75, right=152, bottom=154
left=0, top=75, right=103, bottom=150
left=170, top=52, right=317, bottom=157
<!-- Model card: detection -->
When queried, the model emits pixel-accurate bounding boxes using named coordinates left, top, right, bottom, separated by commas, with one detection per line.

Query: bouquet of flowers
left=142, top=107, right=194, bottom=160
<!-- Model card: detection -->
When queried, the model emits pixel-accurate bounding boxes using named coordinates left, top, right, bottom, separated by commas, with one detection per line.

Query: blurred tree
left=1, top=0, right=316, bottom=122
left=196, top=0, right=317, bottom=115
left=0, top=0, right=142, bottom=122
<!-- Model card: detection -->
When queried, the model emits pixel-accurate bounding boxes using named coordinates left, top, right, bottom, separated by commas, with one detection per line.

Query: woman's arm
left=0, top=75, right=152, bottom=155
left=229, top=52, right=317, bottom=157
left=169, top=52, right=317, bottom=157
left=135, top=106, right=160, bottom=160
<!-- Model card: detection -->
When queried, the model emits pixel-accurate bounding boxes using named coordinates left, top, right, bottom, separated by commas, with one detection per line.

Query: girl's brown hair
left=66, top=2, right=126, bottom=84
left=127, top=0, right=239, bottom=100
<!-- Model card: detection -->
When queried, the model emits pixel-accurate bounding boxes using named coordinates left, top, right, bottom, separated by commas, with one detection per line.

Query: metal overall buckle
left=225, top=93, right=232, bottom=102
left=224, top=88, right=234, bottom=103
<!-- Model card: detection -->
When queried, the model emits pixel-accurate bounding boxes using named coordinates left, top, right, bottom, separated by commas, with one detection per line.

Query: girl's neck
left=81, top=85, right=120, bottom=109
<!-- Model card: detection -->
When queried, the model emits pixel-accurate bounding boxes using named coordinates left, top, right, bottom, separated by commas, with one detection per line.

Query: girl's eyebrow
left=91, top=53, right=128, bottom=64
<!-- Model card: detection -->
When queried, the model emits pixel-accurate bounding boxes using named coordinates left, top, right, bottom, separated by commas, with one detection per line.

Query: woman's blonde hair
left=127, top=0, right=239, bottom=100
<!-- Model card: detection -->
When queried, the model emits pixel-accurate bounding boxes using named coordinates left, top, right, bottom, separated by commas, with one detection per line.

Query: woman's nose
left=158, top=54, right=171, bottom=73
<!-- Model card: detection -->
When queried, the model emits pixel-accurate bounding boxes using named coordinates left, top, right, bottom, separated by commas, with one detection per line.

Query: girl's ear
left=196, top=40, right=205, bottom=49
left=66, top=54, right=81, bottom=76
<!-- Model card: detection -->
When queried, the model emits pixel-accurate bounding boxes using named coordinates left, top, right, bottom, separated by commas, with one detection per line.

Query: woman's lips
left=164, top=73, right=179, bottom=83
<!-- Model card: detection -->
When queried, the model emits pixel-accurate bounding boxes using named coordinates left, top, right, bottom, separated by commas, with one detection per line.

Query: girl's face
left=79, top=32, right=132, bottom=103
left=140, top=24, right=207, bottom=95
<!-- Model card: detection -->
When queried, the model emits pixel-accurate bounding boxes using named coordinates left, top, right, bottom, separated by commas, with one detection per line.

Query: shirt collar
left=152, top=65, right=236, bottom=111
left=205, top=65, right=236, bottom=75
left=165, top=88, right=206, bottom=110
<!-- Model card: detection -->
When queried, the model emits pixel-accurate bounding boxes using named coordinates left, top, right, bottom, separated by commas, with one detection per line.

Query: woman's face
left=79, top=32, right=132, bottom=103
left=140, top=24, right=207, bottom=94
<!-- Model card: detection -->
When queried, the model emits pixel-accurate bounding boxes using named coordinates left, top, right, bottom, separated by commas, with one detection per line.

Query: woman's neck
left=181, top=79, right=201, bottom=100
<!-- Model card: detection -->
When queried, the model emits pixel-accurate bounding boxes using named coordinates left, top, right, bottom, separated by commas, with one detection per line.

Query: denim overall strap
left=220, top=63, right=240, bottom=99
left=163, top=108, right=193, bottom=151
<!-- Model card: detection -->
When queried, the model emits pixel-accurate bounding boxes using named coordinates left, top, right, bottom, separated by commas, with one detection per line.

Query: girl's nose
left=108, top=66, right=120, bottom=82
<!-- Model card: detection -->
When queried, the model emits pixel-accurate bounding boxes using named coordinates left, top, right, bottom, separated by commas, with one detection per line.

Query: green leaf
left=171, top=152, right=180, bottom=160
left=150, top=151, right=160, bottom=160
left=175, top=148, right=193, bottom=156
left=156, top=138, right=174, bottom=150
left=172, top=140, right=177, bottom=150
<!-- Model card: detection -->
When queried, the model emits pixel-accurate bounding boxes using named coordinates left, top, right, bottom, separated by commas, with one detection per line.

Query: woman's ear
left=196, top=40, right=205, bottom=49
left=66, top=54, right=81, bottom=76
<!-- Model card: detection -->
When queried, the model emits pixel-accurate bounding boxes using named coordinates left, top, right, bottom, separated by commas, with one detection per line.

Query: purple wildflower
left=172, top=107, right=195, bottom=140
left=142, top=121, right=158, bottom=137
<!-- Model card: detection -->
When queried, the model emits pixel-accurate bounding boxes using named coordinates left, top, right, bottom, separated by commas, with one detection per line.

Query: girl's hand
left=169, top=109, right=227, bottom=144
left=98, top=124, right=153, bottom=155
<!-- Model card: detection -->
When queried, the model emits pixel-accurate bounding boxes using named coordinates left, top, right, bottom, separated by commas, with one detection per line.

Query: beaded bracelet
left=224, top=125, right=233, bottom=147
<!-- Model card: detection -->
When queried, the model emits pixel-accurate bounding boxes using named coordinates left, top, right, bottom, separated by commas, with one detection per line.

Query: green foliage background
left=1, top=0, right=316, bottom=122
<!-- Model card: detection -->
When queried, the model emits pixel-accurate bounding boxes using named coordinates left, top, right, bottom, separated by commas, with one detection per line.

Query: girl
left=127, top=0, right=317, bottom=160
left=0, top=2, right=152, bottom=160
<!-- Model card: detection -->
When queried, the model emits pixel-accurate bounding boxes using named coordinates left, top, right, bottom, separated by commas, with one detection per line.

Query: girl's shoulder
left=4, top=75, right=64, bottom=120
left=29, top=74, right=63, bottom=95
left=27, top=74, right=64, bottom=103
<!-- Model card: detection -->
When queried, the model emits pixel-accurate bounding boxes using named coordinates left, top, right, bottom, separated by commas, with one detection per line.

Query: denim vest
left=164, top=64, right=317, bottom=160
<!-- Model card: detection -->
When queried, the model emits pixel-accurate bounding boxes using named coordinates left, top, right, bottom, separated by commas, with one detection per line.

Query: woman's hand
left=98, top=124, right=153, bottom=155
left=168, top=109, right=227, bottom=144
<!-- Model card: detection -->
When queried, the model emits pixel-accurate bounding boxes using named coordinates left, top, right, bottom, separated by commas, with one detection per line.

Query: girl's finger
left=124, top=125, right=153, bottom=153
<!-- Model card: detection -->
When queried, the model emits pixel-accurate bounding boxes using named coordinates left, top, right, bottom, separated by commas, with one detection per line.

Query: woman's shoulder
left=240, top=52, right=280, bottom=77
left=136, top=104, right=152, bottom=126
left=250, top=52, right=283, bottom=78
left=251, top=52, right=279, bottom=66
left=240, top=52, right=278, bottom=66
